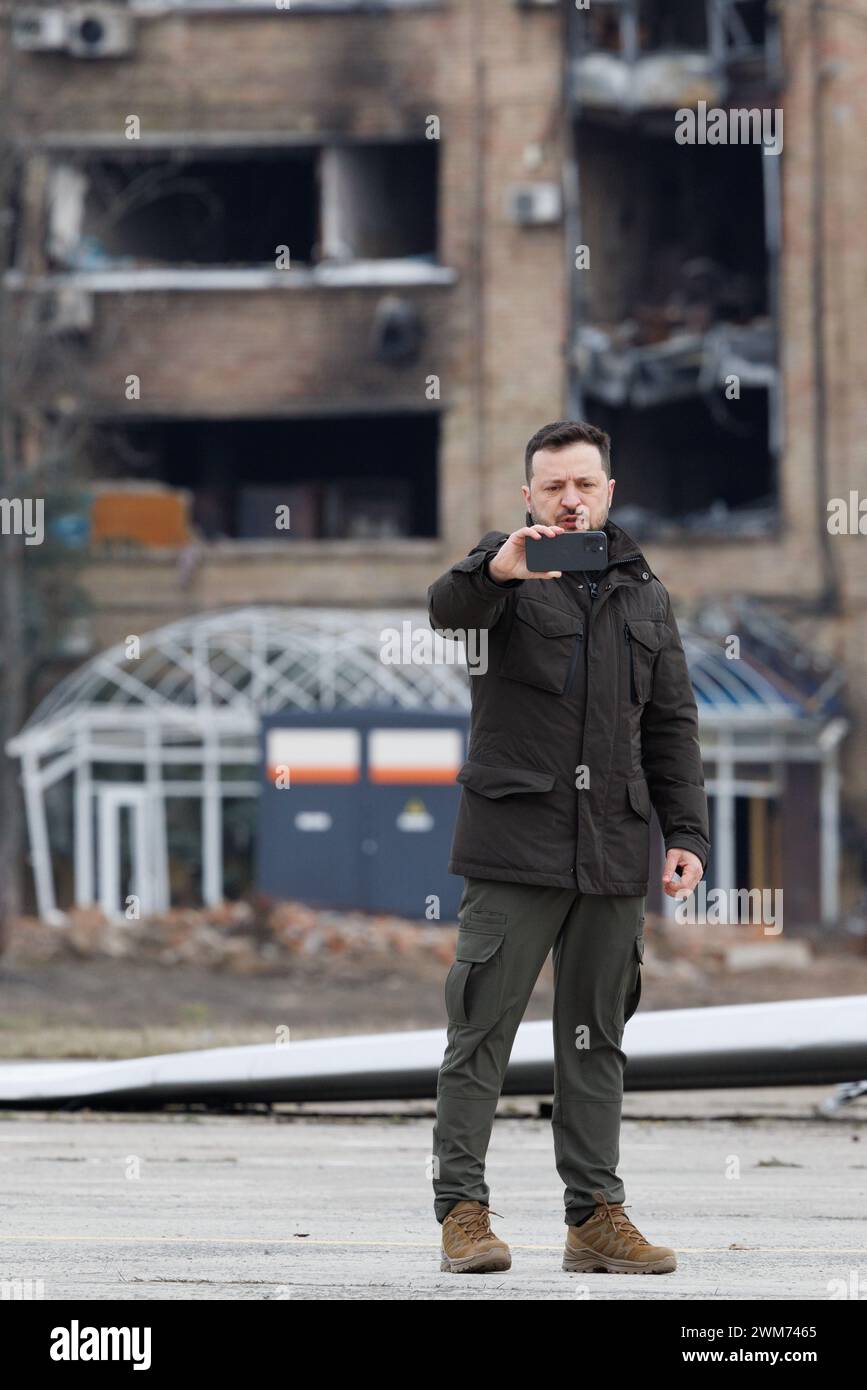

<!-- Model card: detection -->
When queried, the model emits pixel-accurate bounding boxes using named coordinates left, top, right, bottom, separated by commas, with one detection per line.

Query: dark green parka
left=427, top=517, right=710, bottom=894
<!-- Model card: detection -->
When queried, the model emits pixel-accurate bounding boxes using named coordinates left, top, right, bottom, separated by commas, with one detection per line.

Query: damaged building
left=11, top=130, right=445, bottom=543
left=3, top=0, right=867, bottom=922
left=567, top=0, right=781, bottom=539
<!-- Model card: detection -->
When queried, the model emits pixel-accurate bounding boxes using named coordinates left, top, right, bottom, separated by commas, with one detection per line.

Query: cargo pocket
left=623, top=933, right=644, bottom=1025
left=623, top=619, right=664, bottom=705
left=501, top=596, right=583, bottom=695
left=611, top=923, right=644, bottom=1030
left=444, top=921, right=506, bottom=1029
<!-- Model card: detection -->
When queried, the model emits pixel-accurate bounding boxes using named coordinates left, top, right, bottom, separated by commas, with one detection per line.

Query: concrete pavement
left=1, top=1086, right=865, bottom=1300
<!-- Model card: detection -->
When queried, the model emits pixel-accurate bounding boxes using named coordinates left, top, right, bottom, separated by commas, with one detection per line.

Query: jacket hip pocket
left=444, top=922, right=506, bottom=1029
left=605, top=779, right=652, bottom=883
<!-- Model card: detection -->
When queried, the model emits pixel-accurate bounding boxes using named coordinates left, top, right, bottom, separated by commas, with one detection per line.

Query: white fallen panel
left=0, top=996, right=864, bottom=1107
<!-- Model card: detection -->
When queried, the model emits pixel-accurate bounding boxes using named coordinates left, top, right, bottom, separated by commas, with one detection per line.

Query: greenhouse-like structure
left=7, top=604, right=847, bottom=924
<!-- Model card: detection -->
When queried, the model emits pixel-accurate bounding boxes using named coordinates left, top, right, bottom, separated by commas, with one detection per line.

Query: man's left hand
left=662, top=848, right=703, bottom=899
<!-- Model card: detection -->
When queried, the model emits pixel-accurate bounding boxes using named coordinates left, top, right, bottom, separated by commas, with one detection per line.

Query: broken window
left=88, top=414, right=439, bottom=542
left=569, top=116, right=778, bottom=535
left=582, top=0, right=768, bottom=56
left=586, top=2, right=623, bottom=55
left=320, top=144, right=438, bottom=261
left=572, top=0, right=773, bottom=111
left=48, top=151, right=318, bottom=270
left=711, top=0, right=770, bottom=67
left=574, top=124, right=768, bottom=333
left=44, top=142, right=438, bottom=271
left=585, top=392, right=775, bottom=540
left=638, top=0, right=708, bottom=52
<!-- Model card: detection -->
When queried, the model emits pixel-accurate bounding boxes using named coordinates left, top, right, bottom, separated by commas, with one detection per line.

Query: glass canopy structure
left=7, top=604, right=847, bottom=923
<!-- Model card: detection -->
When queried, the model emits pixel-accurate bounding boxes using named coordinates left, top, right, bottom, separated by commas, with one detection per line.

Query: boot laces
left=593, top=1192, right=649, bottom=1246
left=453, top=1204, right=502, bottom=1242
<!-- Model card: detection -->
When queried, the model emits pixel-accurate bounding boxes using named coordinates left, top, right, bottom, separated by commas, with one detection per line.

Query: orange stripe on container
left=369, top=768, right=459, bottom=783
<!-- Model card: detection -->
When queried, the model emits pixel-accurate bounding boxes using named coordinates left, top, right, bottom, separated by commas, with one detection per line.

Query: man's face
left=521, top=442, right=615, bottom=531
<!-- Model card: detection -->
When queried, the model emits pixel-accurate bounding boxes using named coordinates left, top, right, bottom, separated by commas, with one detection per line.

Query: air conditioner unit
left=42, top=287, right=95, bottom=337
left=65, top=5, right=135, bottom=58
left=506, top=182, right=563, bottom=227
left=12, top=7, right=68, bottom=51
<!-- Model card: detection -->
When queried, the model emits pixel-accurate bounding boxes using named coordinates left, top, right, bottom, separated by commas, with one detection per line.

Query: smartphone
left=524, top=530, right=608, bottom=573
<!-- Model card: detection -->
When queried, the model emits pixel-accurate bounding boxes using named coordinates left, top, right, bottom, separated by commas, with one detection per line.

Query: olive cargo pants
left=432, top=876, right=645, bottom=1226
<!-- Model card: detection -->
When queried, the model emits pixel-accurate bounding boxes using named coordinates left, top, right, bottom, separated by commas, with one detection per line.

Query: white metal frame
left=97, top=785, right=151, bottom=920
left=7, top=607, right=472, bottom=920
left=6, top=607, right=848, bottom=924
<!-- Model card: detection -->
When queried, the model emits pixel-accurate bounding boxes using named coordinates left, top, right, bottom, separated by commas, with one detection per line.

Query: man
left=428, top=420, right=710, bottom=1276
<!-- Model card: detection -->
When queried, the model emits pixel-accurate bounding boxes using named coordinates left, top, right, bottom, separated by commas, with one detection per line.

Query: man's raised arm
left=428, top=524, right=565, bottom=632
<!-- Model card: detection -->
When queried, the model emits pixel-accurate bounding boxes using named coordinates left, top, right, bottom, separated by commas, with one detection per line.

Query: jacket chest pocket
left=623, top=619, right=665, bottom=705
left=500, top=597, right=583, bottom=695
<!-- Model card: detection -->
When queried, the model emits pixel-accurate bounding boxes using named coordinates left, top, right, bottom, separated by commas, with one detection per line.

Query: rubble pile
left=7, top=901, right=456, bottom=975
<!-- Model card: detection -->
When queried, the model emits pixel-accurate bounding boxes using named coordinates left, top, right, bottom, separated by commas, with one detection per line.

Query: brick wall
left=7, top=0, right=867, bottom=874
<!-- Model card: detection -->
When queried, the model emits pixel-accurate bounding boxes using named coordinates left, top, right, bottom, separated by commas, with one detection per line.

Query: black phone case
left=524, top=531, right=608, bottom=573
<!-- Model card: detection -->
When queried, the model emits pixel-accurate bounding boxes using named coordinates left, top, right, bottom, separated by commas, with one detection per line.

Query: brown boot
left=440, top=1199, right=512, bottom=1273
left=562, top=1189, right=677, bottom=1274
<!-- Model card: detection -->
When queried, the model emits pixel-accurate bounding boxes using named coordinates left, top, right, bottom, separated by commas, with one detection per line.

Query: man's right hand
left=487, top=525, right=566, bottom=582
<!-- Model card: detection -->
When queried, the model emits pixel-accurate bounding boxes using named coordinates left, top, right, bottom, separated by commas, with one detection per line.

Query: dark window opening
left=575, top=122, right=768, bottom=333
left=51, top=152, right=317, bottom=269
left=637, top=0, right=707, bottom=52
left=6, top=156, right=24, bottom=270
left=724, top=0, right=768, bottom=53
left=587, top=390, right=775, bottom=538
left=89, top=415, right=440, bottom=541
left=46, top=142, right=438, bottom=271
left=585, top=3, right=622, bottom=54
left=222, top=797, right=257, bottom=903
left=321, top=144, right=438, bottom=261
left=166, top=798, right=203, bottom=907
left=581, top=0, right=766, bottom=56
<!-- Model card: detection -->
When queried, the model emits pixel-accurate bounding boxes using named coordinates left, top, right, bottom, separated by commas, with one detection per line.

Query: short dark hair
left=524, top=420, right=611, bottom=484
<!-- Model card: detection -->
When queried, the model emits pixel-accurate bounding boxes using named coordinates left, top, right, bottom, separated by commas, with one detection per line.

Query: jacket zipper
left=574, top=551, right=646, bottom=881
left=582, top=552, right=644, bottom=626
left=624, top=622, right=638, bottom=701
left=562, top=627, right=583, bottom=695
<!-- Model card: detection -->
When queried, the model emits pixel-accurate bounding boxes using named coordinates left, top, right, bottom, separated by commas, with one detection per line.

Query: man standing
left=428, top=420, right=710, bottom=1275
